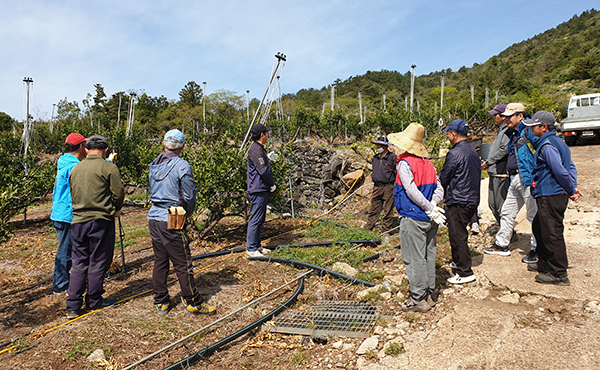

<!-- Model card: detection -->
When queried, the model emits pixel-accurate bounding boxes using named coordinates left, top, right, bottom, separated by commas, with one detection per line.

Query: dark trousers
left=446, top=205, right=477, bottom=277
left=488, top=175, right=510, bottom=225
left=149, top=219, right=202, bottom=306
left=247, top=191, right=269, bottom=251
left=52, top=220, right=72, bottom=293
left=67, top=219, right=115, bottom=311
left=365, top=184, right=395, bottom=231
left=532, top=194, right=569, bottom=276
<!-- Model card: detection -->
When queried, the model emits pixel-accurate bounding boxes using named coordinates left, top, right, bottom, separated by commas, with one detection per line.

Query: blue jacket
left=247, top=141, right=274, bottom=194
left=50, top=153, right=80, bottom=223
left=440, top=139, right=481, bottom=208
left=147, top=152, right=197, bottom=222
left=531, top=131, right=577, bottom=198
left=507, top=122, right=539, bottom=187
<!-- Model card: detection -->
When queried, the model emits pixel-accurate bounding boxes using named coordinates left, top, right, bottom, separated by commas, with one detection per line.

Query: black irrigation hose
left=164, top=276, right=305, bottom=370
left=263, top=238, right=381, bottom=250
left=191, top=248, right=246, bottom=261
left=249, top=256, right=375, bottom=287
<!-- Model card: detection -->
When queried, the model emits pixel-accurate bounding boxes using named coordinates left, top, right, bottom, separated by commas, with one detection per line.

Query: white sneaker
left=447, top=274, right=476, bottom=284
left=258, top=247, right=272, bottom=255
left=246, top=250, right=264, bottom=258
left=449, top=261, right=457, bottom=269
left=471, top=222, right=480, bottom=234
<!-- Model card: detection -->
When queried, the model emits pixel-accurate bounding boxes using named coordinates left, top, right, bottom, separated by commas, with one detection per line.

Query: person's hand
left=425, top=205, right=446, bottom=225
left=270, top=185, right=276, bottom=193
left=267, top=151, right=279, bottom=162
left=114, top=210, right=122, bottom=218
left=569, top=188, right=583, bottom=201
left=108, top=152, right=117, bottom=163
left=481, top=161, right=488, bottom=170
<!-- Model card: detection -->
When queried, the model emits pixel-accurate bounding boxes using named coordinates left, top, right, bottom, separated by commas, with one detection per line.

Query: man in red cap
left=50, top=133, right=87, bottom=294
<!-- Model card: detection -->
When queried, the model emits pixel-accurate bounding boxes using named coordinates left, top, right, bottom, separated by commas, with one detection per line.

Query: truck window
left=593, top=97, right=600, bottom=106
left=581, top=98, right=590, bottom=107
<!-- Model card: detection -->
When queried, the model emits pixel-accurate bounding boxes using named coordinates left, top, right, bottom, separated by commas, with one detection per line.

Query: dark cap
left=65, top=133, right=87, bottom=146
left=443, top=119, right=469, bottom=132
left=251, top=124, right=272, bottom=136
left=487, top=103, right=507, bottom=115
left=523, top=110, right=556, bottom=127
left=86, top=135, right=109, bottom=150
left=371, top=136, right=390, bottom=146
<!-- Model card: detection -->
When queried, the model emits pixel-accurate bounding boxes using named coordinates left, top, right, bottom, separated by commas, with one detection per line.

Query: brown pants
left=365, top=184, right=396, bottom=231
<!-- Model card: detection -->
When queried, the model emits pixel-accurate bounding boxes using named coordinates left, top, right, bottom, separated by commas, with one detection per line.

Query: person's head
left=501, top=103, right=526, bottom=129
left=64, top=133, right=87, bottom=160
left=251, top=124, right=272, bottom=144
left=371, top=136, right=390, bottom=154
left=443, top=120, right=469, bottom=145
left=488, top=103, right=508, bottom=126
left=387, top=122, right=429, bottom=158
left=523, top=110, right=556, bottom=137
left=163, top=129, right=185, bottom=153
left=85, top=135, right=109, bottom=157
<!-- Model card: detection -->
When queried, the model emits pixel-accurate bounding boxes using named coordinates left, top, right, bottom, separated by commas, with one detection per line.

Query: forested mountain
left=283, top=9, right=600, bottom=120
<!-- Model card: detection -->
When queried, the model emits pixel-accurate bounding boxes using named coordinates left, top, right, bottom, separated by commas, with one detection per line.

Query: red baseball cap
left=65, top=133, right=87, bottom=146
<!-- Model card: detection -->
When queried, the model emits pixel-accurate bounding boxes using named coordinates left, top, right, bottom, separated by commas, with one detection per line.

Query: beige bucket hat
left=387, top=122, right=429, bottom=158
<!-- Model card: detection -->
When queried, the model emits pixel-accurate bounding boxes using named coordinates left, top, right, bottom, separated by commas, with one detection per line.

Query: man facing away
left=66, top=135, right=124, bottom=318
left=441, top=120, right=481, bottom=284
left=365, top=136, right=397, bottom=232
left=389, top=123, right=445, bottom=312
left=524, top=111, right=582, bottom=285
left=50, top=133, right=87, bottom=295
left=484, top=103, right=539, bottom=263
left=246, top=124, right=276, bottom=258
left=148, top=129, right=216, bottom=315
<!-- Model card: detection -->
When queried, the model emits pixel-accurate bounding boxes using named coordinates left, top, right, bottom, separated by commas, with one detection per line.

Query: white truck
left=559, top=93, right=600, bottom=146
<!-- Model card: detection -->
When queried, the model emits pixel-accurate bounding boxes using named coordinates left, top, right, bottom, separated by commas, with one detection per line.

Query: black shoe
left=484, top=244, right=511, bottom=256
left=511, top=231, right=518, bottom=242
left=535, top=272, right=570, bottom=286
left=528, top=260, right=549, bottom=273
left=66, top=308, right=86, bottom=319
left=88, top=297, right=117, bottom=310
left=522, top=250, right=538, bottom=264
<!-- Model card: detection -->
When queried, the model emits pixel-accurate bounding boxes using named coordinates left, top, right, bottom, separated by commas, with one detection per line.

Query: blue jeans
left=246, top=191, right=269, bottom=251
left=52, top=220, right=72, bottom=293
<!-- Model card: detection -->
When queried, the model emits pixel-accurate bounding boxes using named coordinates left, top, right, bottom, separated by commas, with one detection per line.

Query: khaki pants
left=365, top=184, right=396, bottom=231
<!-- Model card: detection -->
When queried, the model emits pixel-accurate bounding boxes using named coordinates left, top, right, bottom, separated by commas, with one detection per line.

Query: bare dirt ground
left=0, top=142, right=599, bottom=370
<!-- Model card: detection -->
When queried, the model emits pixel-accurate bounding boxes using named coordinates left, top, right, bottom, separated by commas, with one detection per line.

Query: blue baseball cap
left=164, top=129, right=185, bottom=144
left=443, top=119, right=469, bottom=132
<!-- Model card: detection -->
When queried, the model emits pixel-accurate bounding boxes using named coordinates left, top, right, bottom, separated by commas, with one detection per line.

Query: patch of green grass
left=63, top=338, right=99, bottom=360
left=240, top=357, right=253, bottom=367
left=343, top=213, right=355, bottom=221
left=290, top=349, right=307, bottom=365
left=404, top=312, right=416, bottom=323
left=11, top=337, right=30, bottom=353
left=385, top=342, right=405, bottom=355
left=364, top=349, right=378, bottom=359
left=127, top=192, right=148, bottom=201
left=304, top=220, right=377, bottom=241
left=356, top=269, right=385, bottom=283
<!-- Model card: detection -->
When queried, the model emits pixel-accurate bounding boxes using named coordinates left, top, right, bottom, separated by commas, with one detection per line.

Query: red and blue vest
left=394, top=153, right=438, bottom=221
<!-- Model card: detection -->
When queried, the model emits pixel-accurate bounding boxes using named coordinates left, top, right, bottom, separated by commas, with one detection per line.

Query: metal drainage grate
left=262, top=301, right=382, bottom=338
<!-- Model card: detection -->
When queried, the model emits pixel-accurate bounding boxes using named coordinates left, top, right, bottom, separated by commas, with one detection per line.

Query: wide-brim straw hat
left=387, top=122, right=429, bottom=158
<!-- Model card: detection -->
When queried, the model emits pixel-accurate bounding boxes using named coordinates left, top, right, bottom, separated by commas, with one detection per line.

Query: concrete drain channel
left=262, top=301, right=388, bottom=338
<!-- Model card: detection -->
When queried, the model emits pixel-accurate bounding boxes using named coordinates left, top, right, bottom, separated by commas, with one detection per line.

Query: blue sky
left=1, top=0, right=597, bottom=121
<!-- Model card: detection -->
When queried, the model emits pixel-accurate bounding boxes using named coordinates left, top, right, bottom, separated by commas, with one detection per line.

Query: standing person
left=50, top=133, right=87, bottom=294
left=246, top=124, right=276, bottom=258
left=388, top=123, right=445, bottom=312
left=66, top=135, right=124, bottom=318
left=484, top=103, right=538, bottom=263
left=524, top=111, right=582, bottom=285
left=365, top=136, right=397, bottom=232
left=481, top=103, right=511, bottom=227
left=148, top=129, right=216, bottom=315
left=441, top=120, right=481, bottom=284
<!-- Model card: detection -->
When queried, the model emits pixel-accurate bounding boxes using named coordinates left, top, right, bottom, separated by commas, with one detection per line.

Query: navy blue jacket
left=247, top=141, right=274, bottom=194
left=531, top=131, right=577, bottom=198
left=440, top=139, right=481, bottom=208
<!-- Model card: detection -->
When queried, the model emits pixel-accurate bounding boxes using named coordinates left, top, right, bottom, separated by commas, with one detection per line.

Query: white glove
left=425, top=206, right=446, bottom=225
left=108, top=152, right=117, bottom=163
left=267, top=151, right=279, bottom=162
left=270, top=185, right=276, bottom=193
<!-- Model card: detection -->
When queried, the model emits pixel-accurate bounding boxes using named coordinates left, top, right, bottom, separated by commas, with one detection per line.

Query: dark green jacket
left=69, top=154, right=124, bottom=224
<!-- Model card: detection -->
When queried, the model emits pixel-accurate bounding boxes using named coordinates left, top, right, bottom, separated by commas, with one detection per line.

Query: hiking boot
left=246, top=250, right=264, bottom=258
left=156, top=302, right=172, bottom=315
left=258, top=247, right=272, bottom=255
left=528, top=260, right=549, bottom=273
left=521, top=250, right=538, bottom=264
left=186, top=302, right=217, bottom=315
left=53, top=288, right=68, bottom=295
left=426, top=292, right=437, bottom=307
left=66, top=308, right=86, bottom=319
left=447, top=274, right=476, bottom=284
left=449, top=261, right=457, bottom=269
left=535, top=272, right=570, bottom=286
left=471, top=222, right=480, bottom=235
left=88, top=297, right=117, bottom=310
left=401, top=297, right=430, bottom=313
left=484, top=243, right=511, bottom=256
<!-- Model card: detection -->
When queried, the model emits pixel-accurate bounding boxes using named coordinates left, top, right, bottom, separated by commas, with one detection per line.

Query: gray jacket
left=486, top=122, right=510, bottom=175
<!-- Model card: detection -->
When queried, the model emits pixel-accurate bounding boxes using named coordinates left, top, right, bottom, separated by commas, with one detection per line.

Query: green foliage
left=385, top=342, right=405, bottom=355
left=63, top=338, right=100, bottom=360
